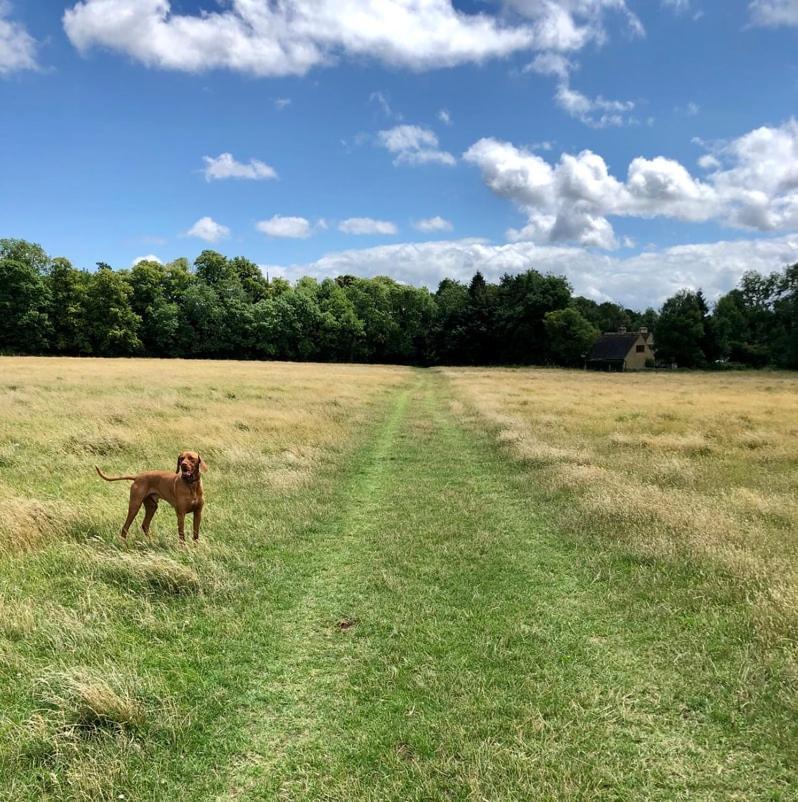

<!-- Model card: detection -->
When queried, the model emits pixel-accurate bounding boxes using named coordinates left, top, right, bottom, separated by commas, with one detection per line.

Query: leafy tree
left=496, top=269, right=572, bottom=363
left=85, top=266, right=142, bottom=355
left=0, top=238, right=50, bottom=274
left=655, top=290, right=706, bottom=367
left=544, top=308, right=599, bottom=367
left=0, top=257, right=51, bottom=353
left=48, top=257, right=91, bottom=354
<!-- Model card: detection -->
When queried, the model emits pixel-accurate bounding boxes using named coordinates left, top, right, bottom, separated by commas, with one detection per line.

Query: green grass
left=1, top=361, right=796, bottom=800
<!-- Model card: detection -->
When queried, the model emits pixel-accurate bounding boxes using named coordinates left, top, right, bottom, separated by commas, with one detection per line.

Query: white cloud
left=438, top=109, right=452, bottom=126
left=132, top=254, right=162, bottom=266
left=526, top=51, right=573, bottom=80
left=339, top=217, right=398, bottom=235
left=464, top=119, right=798, bottom=248
left=506, top=0, right=644, bottom=50
left=186, top=217, right=231, bottom=243
left=377, top=124, right=456, bottom=166
left=662, top=0, right=692, bottom=13
left=63, top=1, right=648, bottom=77
left=203, top=152, right=277, bottom=181
left=525, top=50, right=634, bottom=128
left=274, top=97, right=291, bottom=110
left=749, top=0, right=798, bottom=27
left=555, top=82, right=635, bottom=128
left=263, top=234, right=798, bottom=310
left=370, top=91, right=402, bottom=120
left=414, top=216, right=454, bottom=232
left=63, top=0, right=536, bottom=76
left=0, top=1, right=38, bottom=74
left=257, top=215, right=313, bottom=238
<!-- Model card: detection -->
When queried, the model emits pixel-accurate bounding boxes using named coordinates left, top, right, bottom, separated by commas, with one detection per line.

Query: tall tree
left=655, top=290, right=706, bottom=367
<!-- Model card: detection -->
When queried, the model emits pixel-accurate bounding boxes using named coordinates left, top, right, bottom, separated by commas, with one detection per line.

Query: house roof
left=587, top=332, right=640, bottom=362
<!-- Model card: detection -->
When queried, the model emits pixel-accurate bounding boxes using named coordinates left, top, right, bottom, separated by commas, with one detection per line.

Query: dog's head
left=176, top=451, right=207, bottom=482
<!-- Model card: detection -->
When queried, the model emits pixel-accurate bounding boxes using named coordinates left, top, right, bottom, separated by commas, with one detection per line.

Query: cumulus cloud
left=203, top=152, right=277, bottom=181
left=63, top=0, right=537, bottom=76
left=438, top=109, right=452, bottom=126
left=464, top=119, right=798, bottom=248
left=377, top=124, right=456, bottom=166
left=62, top=1, right=648, bottom=77
left=257, top=215, right=313, bottom=238
left=339, top=217, right=398, bottom=235
left=263, top=234, right=798, bottom=310
left=132, top=254, right=162, bottom=266
left=749, top=0, right=798, bottom=27
left=0, top=1, right=38, bottom=74
left=185, top=216, right=230, bottom=243
left=414, top=216, right=454, bottom=232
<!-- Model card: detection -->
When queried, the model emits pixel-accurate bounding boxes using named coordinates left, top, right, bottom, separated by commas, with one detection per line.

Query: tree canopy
left=0, top=238, right=795, bottom=369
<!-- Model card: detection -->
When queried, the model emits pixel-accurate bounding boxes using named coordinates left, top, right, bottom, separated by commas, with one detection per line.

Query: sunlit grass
left=441, top=367, right=798, bottom=647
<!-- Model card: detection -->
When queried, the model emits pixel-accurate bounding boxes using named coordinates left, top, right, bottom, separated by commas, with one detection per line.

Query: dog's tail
left=95, top=466, right=137, bottom=482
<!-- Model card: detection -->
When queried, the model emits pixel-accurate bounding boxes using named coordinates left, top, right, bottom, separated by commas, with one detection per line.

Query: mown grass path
left=215, top=371, right=795, bottom=800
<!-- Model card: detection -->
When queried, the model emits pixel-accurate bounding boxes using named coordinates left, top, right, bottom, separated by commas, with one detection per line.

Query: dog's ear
left=199, top=455, right=208, bottom=473
left=176, top=454, right=183, bottom=474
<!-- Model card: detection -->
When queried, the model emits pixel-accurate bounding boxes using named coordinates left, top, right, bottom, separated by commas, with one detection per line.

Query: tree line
left=1, top=238, right=796, bottom=368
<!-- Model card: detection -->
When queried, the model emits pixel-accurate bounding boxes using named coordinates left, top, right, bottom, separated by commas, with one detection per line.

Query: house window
left=636, top=344, right=645, bottom=352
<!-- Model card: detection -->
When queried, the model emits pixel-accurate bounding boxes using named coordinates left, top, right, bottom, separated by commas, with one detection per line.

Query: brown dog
left=96, top=451, right=207, bottom=543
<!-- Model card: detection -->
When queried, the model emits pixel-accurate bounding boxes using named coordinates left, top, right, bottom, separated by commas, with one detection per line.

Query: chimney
left=639, top=327, right=648, bottom=335
left=618, top=326, right=627, bottom=334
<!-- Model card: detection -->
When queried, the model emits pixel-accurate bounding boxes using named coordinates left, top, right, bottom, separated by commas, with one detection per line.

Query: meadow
left=0, top=358, right=796, bottom=800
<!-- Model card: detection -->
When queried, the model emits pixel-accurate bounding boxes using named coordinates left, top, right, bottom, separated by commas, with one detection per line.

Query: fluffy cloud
left=203, top=153, right=277, bottom=181
left=0, top=1, right=37, bottom=74
left=63, top=0, right=535, bottom=76
left=339, top=217, right=398, bottom=235
left=132, top=254, right=162, bottom=266
left=749, top=0, right=798, bottom=27
left=263, top=234, right=798, bottom=310
left=257, top=215, right=313, bottom=238
left=185, top=216, right=230, bottom=243
left=414, top=216, right=454, bottom=232
left=377, top=125, right=455, bottom=167
left=464, top=119, right=798, bottom=248
left=63, top=1, right=647, bottom=77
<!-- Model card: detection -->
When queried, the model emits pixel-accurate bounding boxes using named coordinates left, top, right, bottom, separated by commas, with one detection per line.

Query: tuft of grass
left=93, top=552, right=204, bottom=595
left=35, top=668, right=148, bottom=733
left=0, top=497, right=81, bottom=553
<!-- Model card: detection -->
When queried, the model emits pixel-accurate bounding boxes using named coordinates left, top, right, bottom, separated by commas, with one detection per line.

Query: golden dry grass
left=0, top=357, right=409, bottom=554
left=441, top=367, right=798, bottom=645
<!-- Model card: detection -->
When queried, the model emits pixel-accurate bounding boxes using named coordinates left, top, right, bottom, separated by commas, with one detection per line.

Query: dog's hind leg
left=141, top=495, right=159, bottom=536
left=121, top=492, right=144, bottom=539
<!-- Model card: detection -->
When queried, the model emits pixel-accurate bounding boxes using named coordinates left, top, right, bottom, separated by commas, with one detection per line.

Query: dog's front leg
left=192, top=506, right=202, bottom=542
left=176, top=511, right=186, bottom=544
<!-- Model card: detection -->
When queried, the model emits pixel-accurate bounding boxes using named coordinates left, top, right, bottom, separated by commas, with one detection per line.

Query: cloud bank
left=63, top=0, right=642, bottom=77
left=264, top=234, right=798, bottom=310
left=464, top=119, right=798, bottom=248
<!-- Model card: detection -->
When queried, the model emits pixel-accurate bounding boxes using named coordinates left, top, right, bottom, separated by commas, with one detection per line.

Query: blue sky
left=2, top=0, right=798, bottom=307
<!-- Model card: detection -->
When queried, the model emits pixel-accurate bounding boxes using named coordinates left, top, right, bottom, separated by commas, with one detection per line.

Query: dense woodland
left=1, top=238, right=796, bottom=369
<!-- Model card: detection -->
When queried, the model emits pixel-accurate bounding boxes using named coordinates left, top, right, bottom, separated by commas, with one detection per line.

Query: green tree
left=0, top=257, right=52, bottom=353
left=544, top=307, right=600, bottom=367
left=85, top=267, right=142, bottom=355
left=47, top=257, right=91, bottom=354
left=655, top=290, right=706, bottom=367
left=496, top=269, right=572, bottom=363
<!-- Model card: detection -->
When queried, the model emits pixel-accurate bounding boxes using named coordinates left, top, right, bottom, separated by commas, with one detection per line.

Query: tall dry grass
left=442, top=367, right=798, bottom=647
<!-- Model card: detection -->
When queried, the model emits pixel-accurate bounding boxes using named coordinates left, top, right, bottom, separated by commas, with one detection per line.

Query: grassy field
left=0, top=358, right=796, bottom=800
